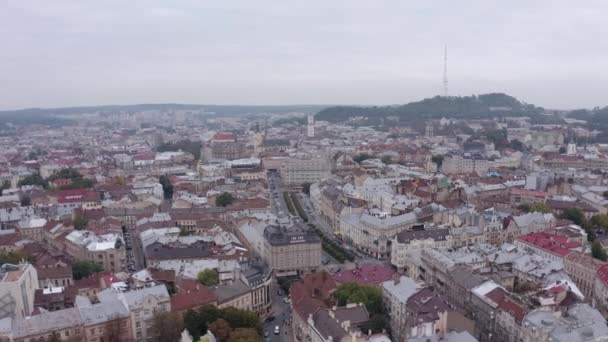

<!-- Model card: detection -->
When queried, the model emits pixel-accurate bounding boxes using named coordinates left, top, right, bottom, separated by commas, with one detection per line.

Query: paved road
left=263, top=280, right=293, bottom=342
left=267, top=170, right=291, bottom=222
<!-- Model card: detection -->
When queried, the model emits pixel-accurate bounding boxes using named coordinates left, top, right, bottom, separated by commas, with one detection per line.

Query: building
left=8, top=307, right=83, bottom=342
left=391, top=228, right=451, bottom=271
left=0, top=263, right=38, bottom=321
left=521, top=304, right=608, bottom=342
left=263, top=223, right=321, bottom=276
left=441, top=153, right=490, bottom=175
left=64, top=230, right=127, bottom=273
left=98, top=284, right=170, bottom=342
left=382, top=275, right=419, bottom=342
left=514, top=232, right=582, bottom=262
left=563, top=251, right=606, bottom=301
left=77, top=296, right=133, bottom=342
left=280, top=155, right=330, bottom=185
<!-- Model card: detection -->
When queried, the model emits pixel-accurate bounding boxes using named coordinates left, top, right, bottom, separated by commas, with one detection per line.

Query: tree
left=559, top=146, right=567, bottom=154
left=0, top=180, right=9, bottom=196
left=151, top=310, right=184, bottom=342
left=72, top=260, right=103, bottom=280
left=353, top=153, right=371, bottom=163
left=208, top=319, right=231, bottom=342
left=227, top=328, right=260, bottom=342
left=73, top=214, right=88, bottom=230
left=431, top=155, right=444, bottom=168
left=592, top=240, right=608, bottom=261
left=360, top=314, right=390, bottom=335
left=591, top=214, right=608, bottom=230
left=49, top=331, right=61, bottom=342
left=17, top=173, right=48, bottom=189
left=0, top=250, right=32, bottom=264
left=197, top=269, right=219, bottom=287
left=519, top=202, right=552, bottom=214
left=20, top=195, right=31, bottom=207
left=334, top=282, right=384, bottom=316
left=560, top=208, right=586, bottom=226
left=159, top=174, right=174, bottom=199
left=184, top=305, right=261, bottom=341
left=301, top=182, right=312, bottom=195
left=215, top=192, right=235, bottom=207
left=380, top=155, right=393, bottom=164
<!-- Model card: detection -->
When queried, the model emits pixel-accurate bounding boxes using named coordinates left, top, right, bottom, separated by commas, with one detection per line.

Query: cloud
left=0, top=0, right=607, bottom=109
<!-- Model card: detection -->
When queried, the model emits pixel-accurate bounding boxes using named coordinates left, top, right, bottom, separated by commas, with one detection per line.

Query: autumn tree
left=151, top=310, right=184, bottom=342
left=209, top=319, right=231, bottom=342
left=227, top=328, right=260, bottom=342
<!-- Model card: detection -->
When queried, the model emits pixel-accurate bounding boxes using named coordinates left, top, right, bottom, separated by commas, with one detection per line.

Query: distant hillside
left=315, top=93, right=544, bottom=124
left=0, top=103, right=328, bottom=126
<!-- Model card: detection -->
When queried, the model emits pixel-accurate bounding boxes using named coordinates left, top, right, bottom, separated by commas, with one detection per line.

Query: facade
left=340, top=212, right=417, bottom=259
left=263, top=223, right=321, bottom=276
left=98, top=284, right=170, bottom=342
left=280, top=156, right=331, bottom=185
left=441, top=153, right=490, bottom=175
left=382, top=275, right=419, bottom=342
left=64, top=230, right=127, bottom=273
left=0, top=264, right=38, bottom=321
left=563, top=251, right=606, bottom=301
left=391, top=228, right=451, bottom=271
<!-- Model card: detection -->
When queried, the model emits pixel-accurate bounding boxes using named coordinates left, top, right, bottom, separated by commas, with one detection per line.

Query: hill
left=315, top=93, right=544, bottom=125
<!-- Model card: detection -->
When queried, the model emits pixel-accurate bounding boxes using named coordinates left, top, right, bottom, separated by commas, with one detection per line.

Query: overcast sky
left=1, top=1, right=607, bottom=110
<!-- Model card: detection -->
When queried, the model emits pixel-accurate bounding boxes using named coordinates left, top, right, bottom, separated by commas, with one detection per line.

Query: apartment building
left=0, top=263, right=38, bottom=321
left=280, top=155, right=330, bottom=185
left=263, top=223, right=321, bottom=276
left=64, top=230, right=127, bottom=273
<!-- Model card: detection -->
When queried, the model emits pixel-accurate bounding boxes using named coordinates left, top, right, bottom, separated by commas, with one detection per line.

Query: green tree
left=0, top=250, right=32, bottom=264
left=559, top=146, right=567, bottom=154
left=73, top=214, right=88, bottom=230
left=159, top=174, right=174, bottom=199
left=353, top=153, right=371, bottom=163
left=519, top=202, right=552, bottom=213
left=591, top=214, right=608, bottom=229
left=227, top=328, right=260, bottom=342
left=431, top=155, right=444, bottom=168
left=334, top=282, right=384, bottom=316
left=197, top=269, right=219, bottom=287
left=208, top=319, right=231, bottom=342
left=151, top=310, right=185, bottom=342
left=215, top=192, right=235, bottom=207
left=72, top=260, right=103, bottom=280
left=17, top=173, right=48, bottom=189
left=560, top=208, right=586, bottom=226
left=592, top=240, right=608, bottom=261
left=360, top=314, right=390, bottom=335
left=301, top=182, right=312, bottom=195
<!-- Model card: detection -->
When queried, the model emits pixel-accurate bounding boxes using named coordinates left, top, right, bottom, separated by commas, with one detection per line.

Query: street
left=263, top=280, right=294, bottom=342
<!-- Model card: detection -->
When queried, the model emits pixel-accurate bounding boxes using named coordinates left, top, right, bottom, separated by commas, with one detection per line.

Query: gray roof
left=523, top=303, right=608, bottom=342
left=213, top=280, right=251, bottom=303
left=78, top=299, right=129, bottom=326
left=449, top=265, right=487, bottom=290
left=263, top=222, right=321, bottom=246
left=145, top=240, right=213, bottom=261
left=382, top=276, right=418, bottom=304
left=395, top=228, right=450, bottom=244
left=13, top=308, right=82, bottom=337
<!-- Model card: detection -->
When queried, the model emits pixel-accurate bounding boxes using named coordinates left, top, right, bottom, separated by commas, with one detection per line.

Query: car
left=264, top=331, right=269, bottom=337
left=274, top=326, right=280, bottom=335
left=283, top=297, right=291, bottom=304
left=265, top=316, right=275, bottom=322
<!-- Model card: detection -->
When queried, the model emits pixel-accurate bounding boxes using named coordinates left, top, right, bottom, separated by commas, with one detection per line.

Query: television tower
left=443, top=44, right=448, bottom=97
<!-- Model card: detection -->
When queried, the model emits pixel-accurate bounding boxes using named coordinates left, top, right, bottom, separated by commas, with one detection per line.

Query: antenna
left=443, top=44, right=448, bottom=97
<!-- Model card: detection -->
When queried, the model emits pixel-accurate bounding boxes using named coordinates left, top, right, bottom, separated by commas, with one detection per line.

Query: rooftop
left=333, top=263, right=395, bottom=286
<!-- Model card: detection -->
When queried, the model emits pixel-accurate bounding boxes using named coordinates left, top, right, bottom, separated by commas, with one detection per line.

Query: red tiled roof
left=597, top=264, right=608, bottom=287
left=516, top=232, right=582, bottom=257
left=171, top=278, right=216, bottom=312
left=333, top=264, right=395, bottom=286
left=485, top=288, right=528, bottom=324
left=510, top=188, right=547, bottom=199
left=55, top=189, right=98, bottom=204
left=212, top=133, right=236, bottom=141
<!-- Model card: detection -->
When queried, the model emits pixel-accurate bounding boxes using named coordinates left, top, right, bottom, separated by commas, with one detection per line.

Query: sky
left=1, top=0, right=607, bottom=110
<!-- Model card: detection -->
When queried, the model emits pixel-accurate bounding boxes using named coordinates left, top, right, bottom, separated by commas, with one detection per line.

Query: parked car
left=274, top=326, right=280, bottom=335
